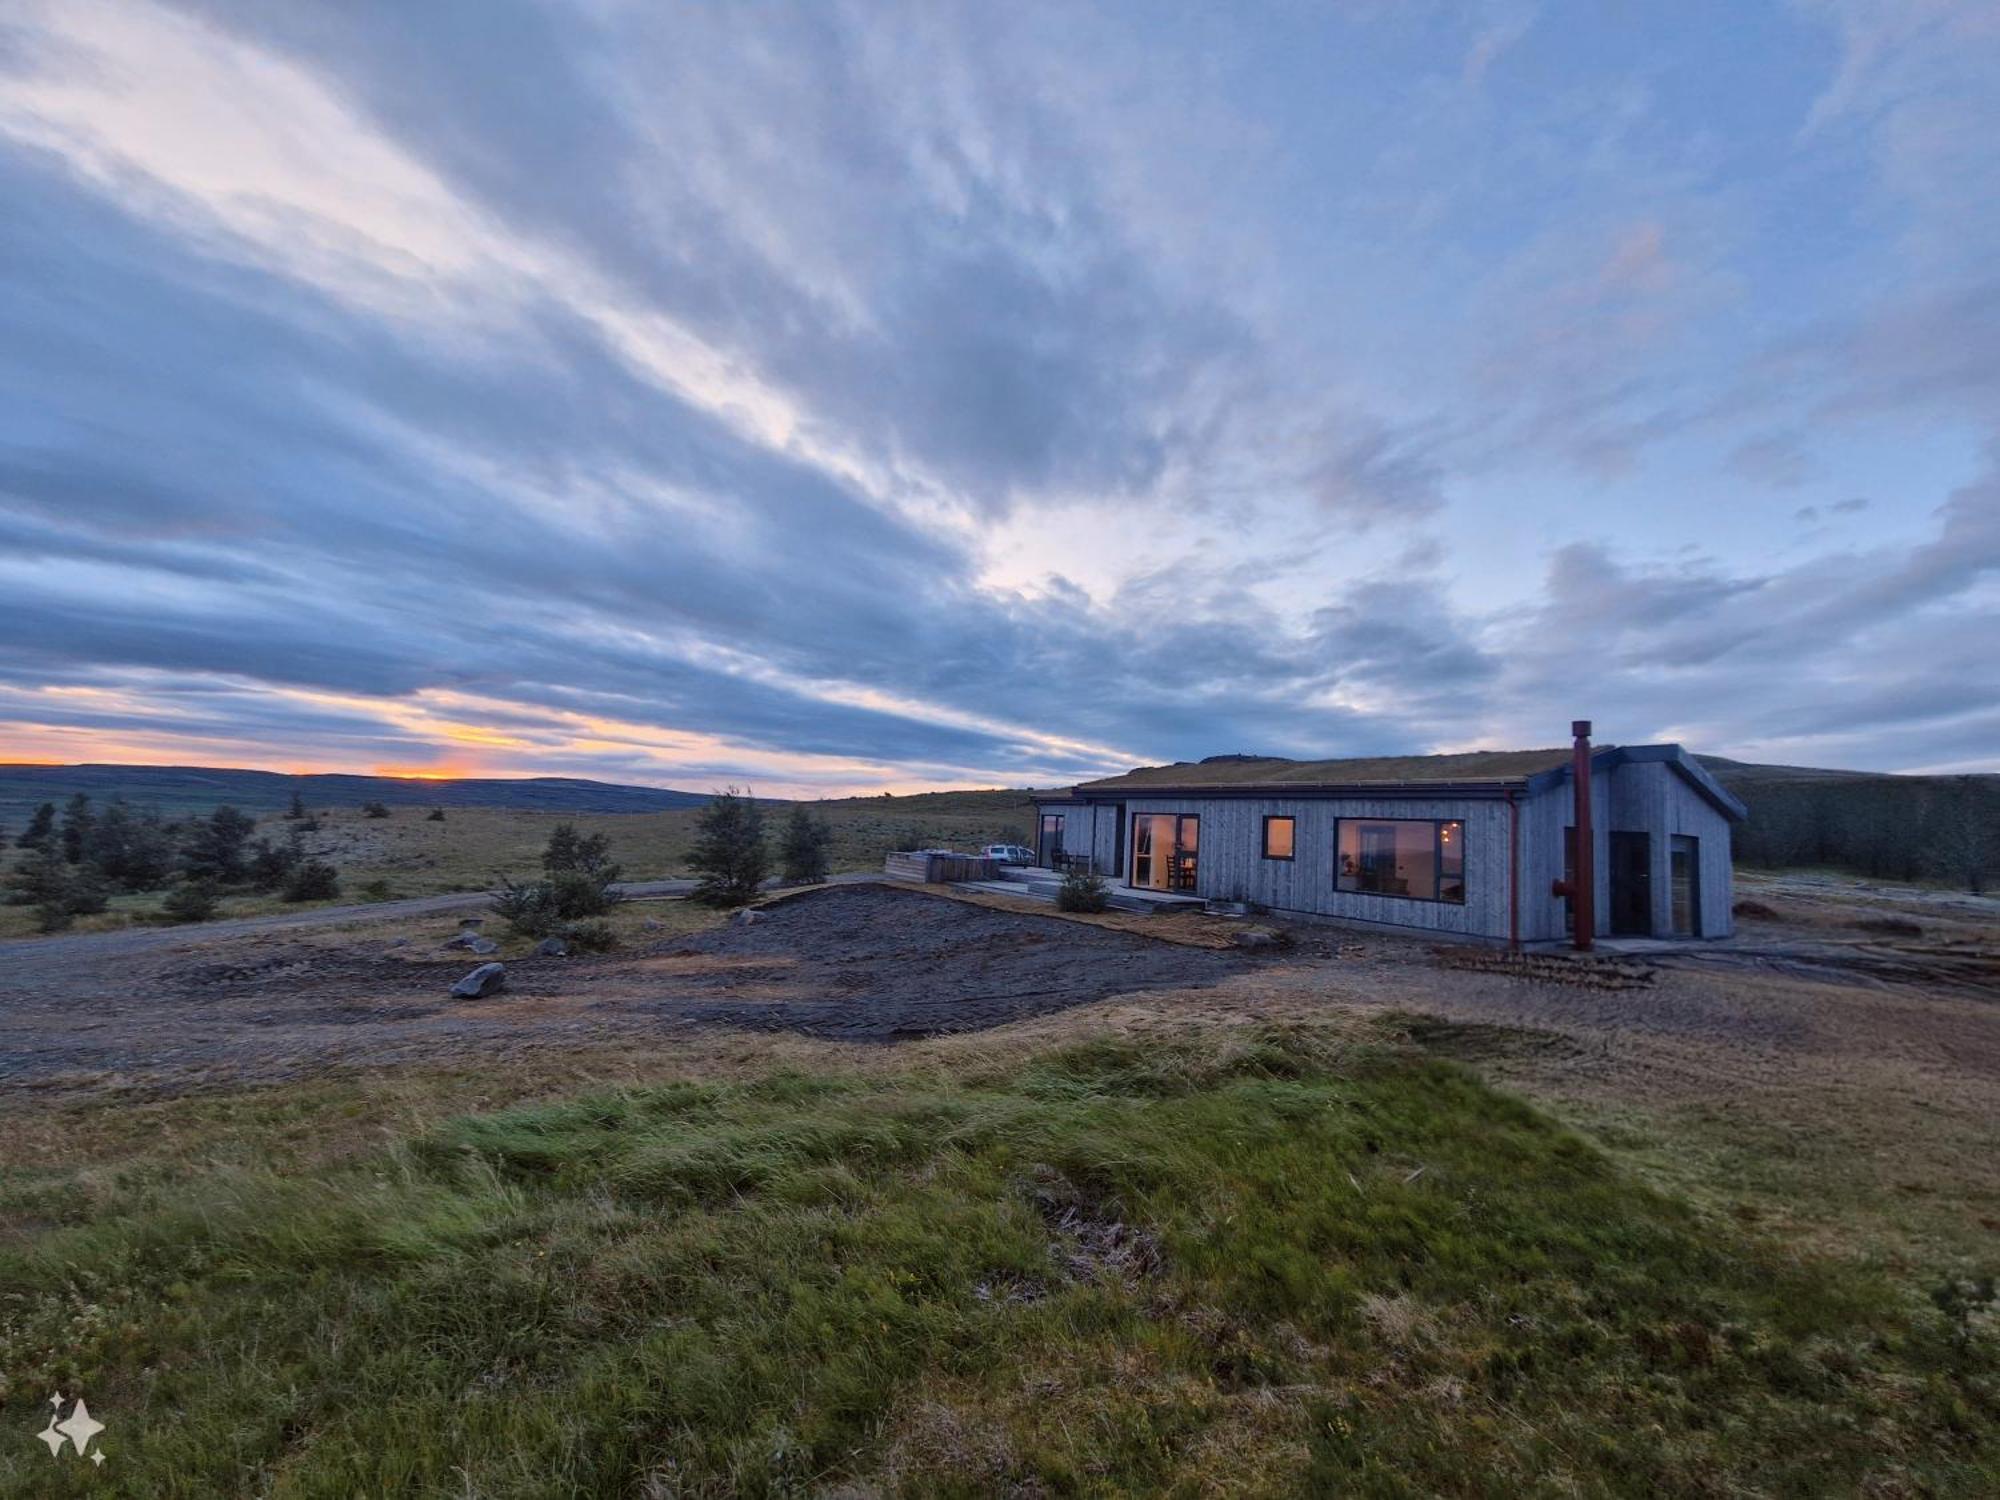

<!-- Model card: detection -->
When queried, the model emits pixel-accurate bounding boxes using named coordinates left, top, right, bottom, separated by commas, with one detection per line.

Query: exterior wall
left=1124, top=794, right=1515, bottom=940
left=1519, top=762, right=1735, bottom=941
left=1046, top=753, right=1736, bottom=945
left=1033, top=802, right=1120, bottom=875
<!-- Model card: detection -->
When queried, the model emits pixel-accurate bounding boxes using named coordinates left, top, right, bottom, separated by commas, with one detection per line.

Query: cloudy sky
left=1, top=0, right=1995, bottom=793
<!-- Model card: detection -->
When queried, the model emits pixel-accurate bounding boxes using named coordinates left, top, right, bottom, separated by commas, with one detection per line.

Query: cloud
left=0, top=0, right=1994, bottom=786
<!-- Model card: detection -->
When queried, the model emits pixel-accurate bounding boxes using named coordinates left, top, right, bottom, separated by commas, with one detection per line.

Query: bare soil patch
left=0, top=883, right=1242, bottom=1099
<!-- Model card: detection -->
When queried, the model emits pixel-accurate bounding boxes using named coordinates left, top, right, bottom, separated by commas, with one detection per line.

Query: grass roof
left=1073, top=748, right=1579, bottom=794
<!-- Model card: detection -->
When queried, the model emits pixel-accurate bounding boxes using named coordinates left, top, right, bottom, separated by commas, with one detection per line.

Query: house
left=1033, top=723, right=1745, bottom=946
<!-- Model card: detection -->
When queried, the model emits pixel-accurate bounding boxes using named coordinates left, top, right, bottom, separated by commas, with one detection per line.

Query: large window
left=1262, top=815, right=1295, bottom=860
left=1336, top=818, right=1465, bottom=904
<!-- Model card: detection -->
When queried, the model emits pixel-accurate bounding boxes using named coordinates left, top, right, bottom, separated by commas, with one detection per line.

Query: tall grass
left=2, top=1028, right=1993, bottom=1496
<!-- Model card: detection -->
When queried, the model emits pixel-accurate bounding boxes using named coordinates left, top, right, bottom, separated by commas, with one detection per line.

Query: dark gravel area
left=0, top=885, right=1245, bottom=1099
left=659, top=884, right=1242, bottom=1039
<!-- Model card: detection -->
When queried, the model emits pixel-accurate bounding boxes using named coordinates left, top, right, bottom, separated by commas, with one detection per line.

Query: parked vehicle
left=982, top=843, right=1036, bottom=865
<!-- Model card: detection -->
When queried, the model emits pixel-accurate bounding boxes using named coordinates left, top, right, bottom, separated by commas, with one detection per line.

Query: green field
left=0, top=794, right=1037, bottom=939
left=4, top=1022, right=1991, bottom=1496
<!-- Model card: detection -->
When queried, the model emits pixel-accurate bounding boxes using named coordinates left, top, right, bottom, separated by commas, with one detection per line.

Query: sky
left=1, top=0, right=1996, bottom=795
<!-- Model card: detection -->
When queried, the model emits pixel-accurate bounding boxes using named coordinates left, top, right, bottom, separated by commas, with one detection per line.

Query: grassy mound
left=2, top=1030, right=1993, bottom=1496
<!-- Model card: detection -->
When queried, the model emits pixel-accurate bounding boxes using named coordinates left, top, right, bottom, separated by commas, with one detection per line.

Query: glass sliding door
left=1130, top=814, right=1199, bottom=892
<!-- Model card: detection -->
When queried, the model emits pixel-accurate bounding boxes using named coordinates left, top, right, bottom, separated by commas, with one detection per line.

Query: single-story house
left=1033, top=725, right=1745, bottom=945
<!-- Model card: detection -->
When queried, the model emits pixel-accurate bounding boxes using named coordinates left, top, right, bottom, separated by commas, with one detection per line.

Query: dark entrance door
left=1037, top=813, right=1066, bottom=868
left=1609, top=832, right=1652, bottom=936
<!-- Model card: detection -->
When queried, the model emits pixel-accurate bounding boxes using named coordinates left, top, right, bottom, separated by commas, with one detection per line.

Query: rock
left=457, top=916, right=484, bottom=929
left=1232, top=925, right=1291, bottom=953
left=450, top=962, right=506, bottom=999
left=384, top=937, right=409, bottom=948
left=731, top=908, right=766, bottom=927
left=445, top=933, right=499, bottom=954
left=534, top=936, right=569, bottom=957
left=643, top=917, right=664, bottom=930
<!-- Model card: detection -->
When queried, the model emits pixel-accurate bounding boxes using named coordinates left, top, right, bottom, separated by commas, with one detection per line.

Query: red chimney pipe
left=1569, top=719, right=1595, bottom=951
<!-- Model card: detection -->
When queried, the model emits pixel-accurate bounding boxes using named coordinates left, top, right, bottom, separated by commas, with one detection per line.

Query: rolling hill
left=0, top=763, right=714, bottom=824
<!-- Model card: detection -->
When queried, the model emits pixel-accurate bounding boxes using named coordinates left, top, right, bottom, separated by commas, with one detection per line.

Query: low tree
left=18, top=843, right=76, bottom=931
left=543, top=823, right=618, bottom=880
left=287, top=787, right=308, bottom=821
left=181, top=806, right=257, bottom=885
left=779, top=805, right=832, bottom=885
left=282, top=861, right=342, bottom=902
left=490, top=824, right=624, bottom=946
left=246, top=835, right=301, bottom=893
left=85, top=799, right=177, bottom=891
left=59, top=793, right=95, bottom=864
left=17, top=802, right=55, bottom=852
left=687, top=788, right=769, bottom=907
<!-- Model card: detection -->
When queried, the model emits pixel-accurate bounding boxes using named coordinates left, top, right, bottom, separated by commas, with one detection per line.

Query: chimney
left=1570, top=719, right=1595, bottom=951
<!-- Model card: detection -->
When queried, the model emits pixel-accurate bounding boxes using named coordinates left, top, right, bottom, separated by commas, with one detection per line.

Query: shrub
left=358, top=878, right=395, bottom=902
left=1056, top=867, right=1110, bottom=913
left=283, top=861, right=342, bottom=902
left=688, top=787, right=769, bottom=907
left=492, top=826, right=624, bottom=939
left=563, top=919, right=618, bottom=953
left=426, top=807, right=447, bottom=822
left=246, top=836, right=301, bottom=892
left=362, top=801, right=391, bottom=819
left=181, top=806, right=257, bottom=884
left=161, top=879, right=220, bottom=923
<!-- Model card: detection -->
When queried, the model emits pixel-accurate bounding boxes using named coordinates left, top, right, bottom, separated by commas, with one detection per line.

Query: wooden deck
left=956, top=866, right=1209, bottom=915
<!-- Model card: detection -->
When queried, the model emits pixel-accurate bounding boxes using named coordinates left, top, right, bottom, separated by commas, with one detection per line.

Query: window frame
left=1333, top=817, right=1466, bottom=905
left=1260, top=814, right=1297, bottom=862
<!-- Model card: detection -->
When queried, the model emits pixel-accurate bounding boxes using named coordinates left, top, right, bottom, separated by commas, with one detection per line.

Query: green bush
left=282, top=861, right=342, bottom=902
left=1056, top=867, right=1110, bottom=913
left=161, top=879, right=220, bottom=923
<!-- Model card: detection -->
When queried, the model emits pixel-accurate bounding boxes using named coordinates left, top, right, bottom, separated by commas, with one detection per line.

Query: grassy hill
left=2, top=1024, right=1991, bottom=1494
left=1699, top=757, right=1999, bottom=888
left=0, top=764, right=713, bottom=824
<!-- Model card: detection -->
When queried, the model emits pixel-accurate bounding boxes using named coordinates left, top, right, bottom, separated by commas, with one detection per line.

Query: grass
left=0, top=794, right=1037, bottom=939
left=2, top=1025, right=1993, bottom=1496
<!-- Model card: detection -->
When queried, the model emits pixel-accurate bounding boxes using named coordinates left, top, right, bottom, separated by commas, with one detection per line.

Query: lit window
left=1336, top=819, right=1465, bottom=904
left=1262, top=815, right=1295, bottom=860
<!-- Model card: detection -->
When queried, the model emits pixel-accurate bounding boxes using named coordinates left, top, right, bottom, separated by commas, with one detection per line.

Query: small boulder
left=450, top=962, right=506, bottom=999
left=1232, top=925, right=1291, bottom=953
left=731, top=908, right=766, bottom=927
left=534, top=936, right=569, bottom=957
left=458, top=916, right=484, bottom=930
left=445, top=933, right=499, bottom=954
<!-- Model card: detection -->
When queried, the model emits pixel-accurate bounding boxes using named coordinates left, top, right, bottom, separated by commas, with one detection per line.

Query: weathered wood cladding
left=1514, top=764, right=1733, bottom=940
left=1044, top=750, right=1737, bottom=943
left=1122, top=794, right=1514, bottom=938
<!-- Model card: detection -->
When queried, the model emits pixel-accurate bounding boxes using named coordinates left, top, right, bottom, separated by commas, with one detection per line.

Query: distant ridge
left=0, top=763, right=713, bottom=819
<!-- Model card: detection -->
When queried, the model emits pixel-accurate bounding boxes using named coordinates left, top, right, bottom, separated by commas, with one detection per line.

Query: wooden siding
left=1124, top=795, right=1515, bottom=939
left=1518, top=762, right=1734, bottom=940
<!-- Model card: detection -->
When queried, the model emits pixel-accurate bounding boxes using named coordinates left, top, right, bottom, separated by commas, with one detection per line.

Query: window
left=1336, top=818, right=1465, bottom=904
left=1262, top=815, right=1295, bottom=860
